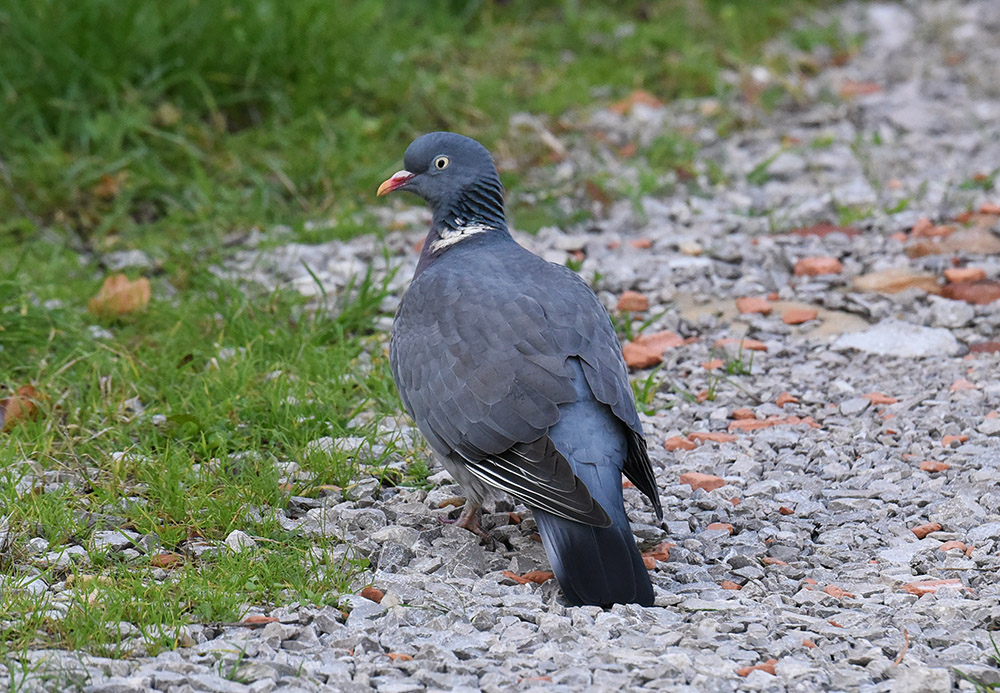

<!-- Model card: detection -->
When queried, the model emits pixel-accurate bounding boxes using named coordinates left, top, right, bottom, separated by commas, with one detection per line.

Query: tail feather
left=534, top=505, right=653, bottom=607
left=536, top=356, right=656, bottom=607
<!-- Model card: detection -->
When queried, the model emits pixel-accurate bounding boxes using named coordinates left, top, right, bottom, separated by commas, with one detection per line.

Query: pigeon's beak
left=377, top=170, right=415, bottom=197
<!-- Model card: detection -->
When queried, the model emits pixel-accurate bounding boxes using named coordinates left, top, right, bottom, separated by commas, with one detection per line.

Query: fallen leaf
left=906, top=228, right=1000, bottom=257
left=911, top=522, right=942, bottom=539
left=609, top=89, right=664, bottom=114
left=629, top=237, right=653, bottom=249
left=794, top=256, right=842, bottom=276
left=241, top=615, right=278, bottom=626
left=584, top=180, right=612, bottom=207
left=980, top=202, right=1000, bottom=215
left=851, top=268, right=941, bottom=295
left=910, top=217, right=954, bottom=238
left=149, top=552, right=183, bottom=568
left=702, top=358, right=724, bottom=371
left=839, top=80, right=882, bottom=98
left=386, top=653, right=413, bottom=662
left=940, top=281, right=1000, bottom=304
left=502, top=570, right=555, bottom=585
left=617, top=291, right=649, bottom=312
left=92, top=171, right=128, bottom=200
left=779, top=506, right=794, bottom=515
left=360, top=586, right=384, bottom=603
left=0, top=385, right=44, bottom=432
left=802, top=639, right=817, bottom=649
left=88, top=274, right=151, bottom=317
left=721, top=580, right=742, bottom=590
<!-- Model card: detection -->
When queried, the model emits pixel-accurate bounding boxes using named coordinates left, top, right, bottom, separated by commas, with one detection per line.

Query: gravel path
left=10, top=2, right=1000, bottom=691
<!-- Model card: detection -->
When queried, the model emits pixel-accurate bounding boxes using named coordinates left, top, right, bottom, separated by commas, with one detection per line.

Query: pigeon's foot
left=439, top=501, right=494, bottom=545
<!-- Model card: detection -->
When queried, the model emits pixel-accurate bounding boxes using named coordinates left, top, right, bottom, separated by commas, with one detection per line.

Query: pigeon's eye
left=433, top=155, right=450, bottom=170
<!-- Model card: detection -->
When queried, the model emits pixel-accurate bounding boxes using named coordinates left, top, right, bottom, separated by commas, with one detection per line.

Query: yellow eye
left=433, top=155, right=450, bottom=170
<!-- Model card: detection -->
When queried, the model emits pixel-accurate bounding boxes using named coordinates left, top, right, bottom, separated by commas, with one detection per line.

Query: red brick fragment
left=688, top=432, right=738, bottom=445
left=735, top=296, right=772, bottom=315
left=706, top=522, right=733, bottom=534
left=776, top=392, right=798, bottom=407
left=902, top=578, right=964, bottom=596
left=617, top=291, right=650, bottom=312
left=823, top=585, right=855, bottom=599
left=919, top=460, right=950, bottom=473
left=664, top=436, right=697, bottom=452
left=938, top=541, right=966, bottom=552
left=941, top=435, right=968, bottom=447
left=864, top=392, right=899, bottom=405
left=782, top=308, right=818, bottom=325
left=737, top=660, right=777, bottom=677
left=911, top=522, right=942, bottom=539
left=721, top=580, right=742, bottom=591
left=794, top=256, right=842, bottom=276
left=944, top=267, right=987, bottom=283
left=680, top=472, right=726, bottom=491
left=361, top=587, right=384, bottom=603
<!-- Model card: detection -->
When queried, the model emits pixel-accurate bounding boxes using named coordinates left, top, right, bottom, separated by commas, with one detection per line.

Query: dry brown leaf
left=149, top=552, right=183, bottom=568
left=241, top=615, right=278, bottom=626
left=609, top=89, right=664, bottom=115
left=1, top=385, right=44, bottom=432
left=851, top=268, right=941, bottom=295
left=88, top=274, right=151, bottom=317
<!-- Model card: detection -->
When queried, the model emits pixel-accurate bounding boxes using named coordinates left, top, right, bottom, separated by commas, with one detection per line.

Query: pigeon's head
left=377, top=132, right=505, bottom=226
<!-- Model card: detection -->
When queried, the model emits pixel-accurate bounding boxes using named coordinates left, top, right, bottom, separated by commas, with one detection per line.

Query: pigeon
left=378, top=132, right=663, bottom=607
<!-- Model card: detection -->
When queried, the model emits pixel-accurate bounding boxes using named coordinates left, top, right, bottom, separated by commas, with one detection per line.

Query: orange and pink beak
left=376, top=170, right=415, bottom=197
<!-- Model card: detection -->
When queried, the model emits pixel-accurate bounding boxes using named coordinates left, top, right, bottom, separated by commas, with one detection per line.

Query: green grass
left=0, top=0, right=829, bottom=250
left=0, top=249, right=400, bottom=657
left=0, top=0, right=840, bottom=665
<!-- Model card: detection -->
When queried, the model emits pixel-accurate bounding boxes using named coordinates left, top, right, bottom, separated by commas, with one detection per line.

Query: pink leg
left=439, top=500, right=492, bottom=542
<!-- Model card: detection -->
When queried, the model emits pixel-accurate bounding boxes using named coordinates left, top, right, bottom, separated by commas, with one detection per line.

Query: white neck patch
left=430, top=222, right=493, bottom=252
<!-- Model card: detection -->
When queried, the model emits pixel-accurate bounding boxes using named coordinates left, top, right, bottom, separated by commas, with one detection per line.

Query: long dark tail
left=533, top=464, right=653, bottom=607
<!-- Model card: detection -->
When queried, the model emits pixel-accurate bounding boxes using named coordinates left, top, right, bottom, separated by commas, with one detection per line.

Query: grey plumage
left=381, top=132, right=662, bottom=607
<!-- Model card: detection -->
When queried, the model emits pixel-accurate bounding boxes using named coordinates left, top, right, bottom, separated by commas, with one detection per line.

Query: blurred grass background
left=0, top=0, right=827, bottom=254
